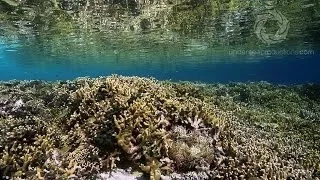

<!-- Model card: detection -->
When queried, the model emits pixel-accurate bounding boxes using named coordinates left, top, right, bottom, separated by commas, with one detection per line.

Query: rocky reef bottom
left=0, top=75, right=319, bottom=180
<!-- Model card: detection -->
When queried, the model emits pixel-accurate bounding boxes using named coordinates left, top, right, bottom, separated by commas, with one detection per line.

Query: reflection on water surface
left=1, top=1, right=320, bottom=180
left=0, top=0, right=319, bottom=83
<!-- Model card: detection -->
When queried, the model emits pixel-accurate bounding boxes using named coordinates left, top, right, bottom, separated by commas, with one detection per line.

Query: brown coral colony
left=0, top=75, right=319, bottom=179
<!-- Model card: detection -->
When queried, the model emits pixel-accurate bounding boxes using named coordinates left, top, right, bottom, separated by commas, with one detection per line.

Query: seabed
left=0, top=75, right=319, bottom=180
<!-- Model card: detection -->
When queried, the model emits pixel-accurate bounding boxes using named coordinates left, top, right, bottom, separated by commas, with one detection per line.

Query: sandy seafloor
left=0, top=75, right=319, bottom=180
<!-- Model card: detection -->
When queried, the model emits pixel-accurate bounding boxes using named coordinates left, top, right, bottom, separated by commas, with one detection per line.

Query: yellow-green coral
left=65, top=75, right=229, bottom=178
left=0, top=76, right=319, bottom=179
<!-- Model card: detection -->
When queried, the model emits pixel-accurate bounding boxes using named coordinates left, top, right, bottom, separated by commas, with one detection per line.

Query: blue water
left=1, top=0, right=319, bottom=84
left=1, top=41, right=319, bottom=84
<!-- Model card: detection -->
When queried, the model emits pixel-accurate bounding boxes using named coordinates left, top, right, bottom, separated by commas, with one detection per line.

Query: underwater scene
left=0, top=0, right=320, bottom=179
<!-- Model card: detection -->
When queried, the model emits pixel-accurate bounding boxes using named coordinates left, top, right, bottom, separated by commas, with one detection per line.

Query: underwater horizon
left=0, top=0, right=320, bottom=180
left=1, top=39, right=320, bottom=84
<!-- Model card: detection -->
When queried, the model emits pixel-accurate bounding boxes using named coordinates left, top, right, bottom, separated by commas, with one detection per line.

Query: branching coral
left=66, top=75, right=230, bottom=179
left=0, top=76, right=319, bottom=179
left=169, top=126, right=220, bottom=171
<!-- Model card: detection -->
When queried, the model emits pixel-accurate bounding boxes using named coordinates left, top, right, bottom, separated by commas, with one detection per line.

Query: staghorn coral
left=195, top=82, right=320, bottom=179
left=0, top=76, right=319, bottom=179
left=67, top=75, right=230, bottom=179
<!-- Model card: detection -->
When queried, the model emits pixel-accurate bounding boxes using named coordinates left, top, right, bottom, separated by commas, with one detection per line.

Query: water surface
left=0, top=0, right=319, bottom=83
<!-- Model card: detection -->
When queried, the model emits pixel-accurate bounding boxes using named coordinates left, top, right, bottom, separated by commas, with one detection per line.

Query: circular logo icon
left=254, top=9, right=289, bottom=44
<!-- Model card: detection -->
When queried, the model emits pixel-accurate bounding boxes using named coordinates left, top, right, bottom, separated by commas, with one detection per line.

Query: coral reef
left=0, top=76, right=319, bottom=179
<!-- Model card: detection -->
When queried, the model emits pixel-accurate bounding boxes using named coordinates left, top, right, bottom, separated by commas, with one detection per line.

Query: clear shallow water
left=0, top=0, right=319, bottom=84
left=1, top=44, right=319, bottom=84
